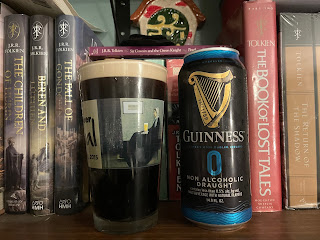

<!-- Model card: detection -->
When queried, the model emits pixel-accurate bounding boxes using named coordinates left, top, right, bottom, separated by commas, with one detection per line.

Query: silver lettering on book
left=59, top=199, right=72, bottom=209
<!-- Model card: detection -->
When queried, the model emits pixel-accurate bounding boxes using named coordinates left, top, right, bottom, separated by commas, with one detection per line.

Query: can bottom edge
left=182, top=206, right=252, bottom=230
left=185, top=216, right=248, bottom=231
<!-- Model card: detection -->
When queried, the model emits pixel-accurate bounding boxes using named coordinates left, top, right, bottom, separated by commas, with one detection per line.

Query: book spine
left=89, top=45, right=216, bottom=59
left=166, top=59, right=184, bottom=201
left=0, top=11, right=3, bottom=216
left=4, top=14, right=29, bottom=213
left=0, top=2, right=15, bottom=216
left=55, top=15, right=80, bottom=215
left=243, top=0, right=282, bottom=212
left=54, top=15, right=102, bottom=214
left=29, top=15, right=54, bottom=216
left=280, top=13, right=317, bottom=209
left=314, top=13, right=320, bottom=210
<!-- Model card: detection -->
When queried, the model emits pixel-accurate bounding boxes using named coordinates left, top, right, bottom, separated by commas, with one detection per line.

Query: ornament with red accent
left=131, top=0, right=206, bottom=46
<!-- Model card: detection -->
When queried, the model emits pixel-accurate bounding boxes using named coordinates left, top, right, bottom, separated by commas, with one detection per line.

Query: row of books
left=0, top=2, right=103, bottom=216
left=243, top=0, right=320, bottom=210
left=227, top=0, right=320, bottom=210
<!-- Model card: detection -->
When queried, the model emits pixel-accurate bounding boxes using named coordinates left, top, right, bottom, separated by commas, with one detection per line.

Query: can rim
left=78, top=58, right=167, bottom=83
left=184, top=47, right=239, bottom=59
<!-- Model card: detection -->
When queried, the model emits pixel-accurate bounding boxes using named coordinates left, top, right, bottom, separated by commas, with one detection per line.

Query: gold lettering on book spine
left=188, top=70, right=233, bottom=128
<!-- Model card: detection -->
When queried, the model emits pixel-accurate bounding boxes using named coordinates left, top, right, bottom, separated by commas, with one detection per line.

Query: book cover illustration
left=243, top=0, right=282, bottom=212
left=55, top=15, right=103, bottom=214
left=29, top=15, right=54, bottom=216
left=4, top=14, right=29, bottom=213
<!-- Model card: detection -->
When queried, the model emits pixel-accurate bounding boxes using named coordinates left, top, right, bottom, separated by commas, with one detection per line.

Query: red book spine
left=243, top=0, right=282, bottom=212
left=167, top=59, right=184, bottom=201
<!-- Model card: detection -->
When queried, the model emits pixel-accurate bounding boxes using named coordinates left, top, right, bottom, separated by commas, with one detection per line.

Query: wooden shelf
left=1, top=201, right=320, bottom=239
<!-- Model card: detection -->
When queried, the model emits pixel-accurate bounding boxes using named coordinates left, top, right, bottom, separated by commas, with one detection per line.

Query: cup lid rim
left=78, top=58, right=167, bottom=83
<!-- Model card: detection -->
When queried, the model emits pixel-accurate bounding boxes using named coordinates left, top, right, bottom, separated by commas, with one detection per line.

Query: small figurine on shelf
left=131, top=0, right=206, bottom=46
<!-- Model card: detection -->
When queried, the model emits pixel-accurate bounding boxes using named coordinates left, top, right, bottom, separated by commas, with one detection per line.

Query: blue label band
left=182, top=207, right=252, bottom=226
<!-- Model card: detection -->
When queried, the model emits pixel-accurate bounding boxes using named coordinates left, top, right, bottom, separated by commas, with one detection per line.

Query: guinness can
left=178, top=47, right=252, bottom=230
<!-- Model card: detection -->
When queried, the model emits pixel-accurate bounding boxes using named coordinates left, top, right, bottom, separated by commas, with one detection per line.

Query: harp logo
left=7, top=21, right=20, bottom=40
left=188, top=70, right=234, bottom=128
left=32, top=21, right=44, bottom=41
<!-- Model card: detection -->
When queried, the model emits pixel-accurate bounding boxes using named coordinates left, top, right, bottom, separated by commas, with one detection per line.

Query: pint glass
left=78, top=59, right=167, bottom=234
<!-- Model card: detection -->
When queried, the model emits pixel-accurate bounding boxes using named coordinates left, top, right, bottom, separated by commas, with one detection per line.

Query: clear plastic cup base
left=93, top=210, right=158, bottom=234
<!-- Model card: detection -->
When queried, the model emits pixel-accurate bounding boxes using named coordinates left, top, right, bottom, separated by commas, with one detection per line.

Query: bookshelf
left=1, top=201, right=320, bottom=239
left=1, top=1, right=320, bottom=239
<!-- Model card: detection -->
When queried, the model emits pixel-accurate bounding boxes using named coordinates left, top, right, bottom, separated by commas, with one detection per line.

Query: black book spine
left=4, top=14, right=29, bottom=213
left=29, top=15, right=54, bottom=216
left=54, top=15, right=103, bottom=215
left=54, top=15, right=80, bottom=215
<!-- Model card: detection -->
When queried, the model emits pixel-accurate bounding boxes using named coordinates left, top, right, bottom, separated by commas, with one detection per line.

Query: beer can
left=178, top=47, right=252, bottom=230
